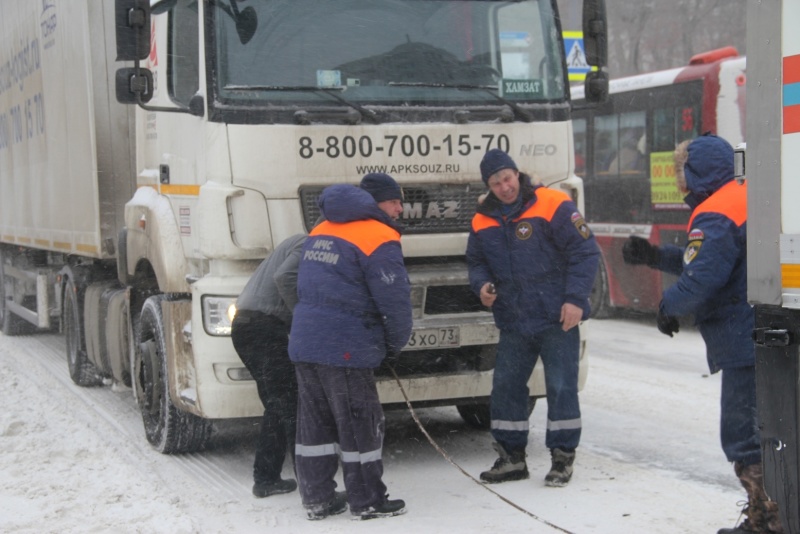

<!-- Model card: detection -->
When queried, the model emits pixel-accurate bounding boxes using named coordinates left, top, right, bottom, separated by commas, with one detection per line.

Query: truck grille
left=299, top=182, right=485, bottom=234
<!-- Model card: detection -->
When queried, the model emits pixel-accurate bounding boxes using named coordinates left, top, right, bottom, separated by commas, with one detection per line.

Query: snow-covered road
left=0, top=318, right=746, bottom=533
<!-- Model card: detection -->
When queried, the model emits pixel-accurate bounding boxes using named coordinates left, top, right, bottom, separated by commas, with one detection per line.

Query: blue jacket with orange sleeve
left=658, top=134, right=751, bottom=372
left=288, top=184, right=412, bottom=369
left=466, top=175, right=600, bottom=335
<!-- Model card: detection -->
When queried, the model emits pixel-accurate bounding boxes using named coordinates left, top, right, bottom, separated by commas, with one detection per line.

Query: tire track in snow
left=4, top=332, right=253, bottom=501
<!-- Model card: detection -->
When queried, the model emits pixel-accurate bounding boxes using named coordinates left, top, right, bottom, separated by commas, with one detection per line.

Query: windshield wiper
left=387, top=82, right=533, bottom=122
left=224, top=85, right=380, bottom=124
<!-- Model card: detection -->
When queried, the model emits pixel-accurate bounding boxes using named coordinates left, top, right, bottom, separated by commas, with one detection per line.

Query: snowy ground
left=0, top=317, right=748, bottom=533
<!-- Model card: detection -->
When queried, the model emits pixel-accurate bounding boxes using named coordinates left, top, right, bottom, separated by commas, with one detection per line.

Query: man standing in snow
left=622, top=133, right=783, bottom=534
left=467, top=149, right=599, bottom=487
left=289, top=174, right=412, bottom=521
left=231, top=233, right=306, bottom=498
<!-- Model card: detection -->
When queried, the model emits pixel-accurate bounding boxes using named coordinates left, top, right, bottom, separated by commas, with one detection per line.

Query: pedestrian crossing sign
left=563, top=31, right=594, bottom=82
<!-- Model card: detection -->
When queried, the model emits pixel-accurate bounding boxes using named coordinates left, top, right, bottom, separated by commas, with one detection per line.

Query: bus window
left=655, top=104, right=699, bottom=150
left=653, top=108, right=675, bottom=151
left=608, top=112, right=646, bottom=174
left=595, top=112, right=646, bottom=175
left=677, top=105, right=699, bottom=143
left=593, top=115, right=617, bottom=175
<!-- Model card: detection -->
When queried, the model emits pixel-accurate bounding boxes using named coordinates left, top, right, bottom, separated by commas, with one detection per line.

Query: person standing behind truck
left=622, top=133, right=784, bottom=534
left=231, top=233, right=306, bottom=498
left=289, top=175, right=412, bottom=521
left=466, top=149, right=600, bottom=487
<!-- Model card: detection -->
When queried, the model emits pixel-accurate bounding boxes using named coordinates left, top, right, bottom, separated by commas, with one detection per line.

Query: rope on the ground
left=388, top=365, right=575, bottom=534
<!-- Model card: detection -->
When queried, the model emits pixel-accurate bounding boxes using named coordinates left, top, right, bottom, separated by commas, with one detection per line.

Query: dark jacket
left=235, top=234, right=306, bottom=324
left=466, top=174, right=600, bottom=335
left=288, top=184, right=412, bottom=368
left=658, top=134, right=751, bottom=372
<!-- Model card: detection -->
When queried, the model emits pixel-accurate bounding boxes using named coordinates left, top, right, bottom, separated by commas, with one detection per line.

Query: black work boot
left=305, top=491, right=348, bottom=520
left=252, top=478, right=297, bottom=498
left=544, top=448, right=575, bottom=487
left=718, top=462, right=784, bottom=534
left=351, top=495, right=406, bottom=520
left=480, top=442, right=529, bottom=484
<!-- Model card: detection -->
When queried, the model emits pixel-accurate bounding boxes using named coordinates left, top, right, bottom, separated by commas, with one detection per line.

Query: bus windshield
left=210, top=0, right=566, bottom=111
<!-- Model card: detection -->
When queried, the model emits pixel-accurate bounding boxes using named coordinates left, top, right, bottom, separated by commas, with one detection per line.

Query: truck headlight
left=202, top=296, right=237, bottom=336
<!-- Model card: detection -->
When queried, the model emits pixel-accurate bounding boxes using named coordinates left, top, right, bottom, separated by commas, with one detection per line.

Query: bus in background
left=571, top=47, right=746, bottom=317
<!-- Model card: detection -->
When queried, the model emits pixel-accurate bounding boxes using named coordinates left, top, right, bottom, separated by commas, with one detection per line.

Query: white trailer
left=746, top=0, right=800, bottom=531
left=0, top=0, right=609, bottom=453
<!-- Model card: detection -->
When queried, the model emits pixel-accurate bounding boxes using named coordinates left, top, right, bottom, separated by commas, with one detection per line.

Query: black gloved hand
left=656, top=308, right=680, bottom=337
left=622, top=236, right=660, bottom=267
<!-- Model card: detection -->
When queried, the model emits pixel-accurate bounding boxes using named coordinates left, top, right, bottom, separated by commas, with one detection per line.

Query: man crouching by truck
left=289, top=175, right=412, bottom=521
left=622, top=134, right=783, bottom=534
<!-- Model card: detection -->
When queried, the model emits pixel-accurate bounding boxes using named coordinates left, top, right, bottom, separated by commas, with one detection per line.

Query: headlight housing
left=202, top=295, right=237, bottom=336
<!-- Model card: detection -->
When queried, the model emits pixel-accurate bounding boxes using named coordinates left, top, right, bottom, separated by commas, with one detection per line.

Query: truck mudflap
left=754, top=305, right=800, bottom=532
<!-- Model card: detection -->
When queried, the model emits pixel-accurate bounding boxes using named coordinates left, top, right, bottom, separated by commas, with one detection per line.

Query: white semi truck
left=0, top=0, right=609, bottom=453
left=746, top=0, right=800, bottom=531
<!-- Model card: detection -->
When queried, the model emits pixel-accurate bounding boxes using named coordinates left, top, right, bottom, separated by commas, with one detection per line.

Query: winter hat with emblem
left=480, top=149, right=518, bottom=183
left=360, top=173, right=403, bottom=202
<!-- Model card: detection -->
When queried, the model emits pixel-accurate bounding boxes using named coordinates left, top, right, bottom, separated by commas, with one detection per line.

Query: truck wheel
left=457, top=398, right=537, bottom=430
left=589, top=260, right=610, bottom=319
left=134, top=295, right=211, bottom=454
left=64, top=278, right=103, bottom=386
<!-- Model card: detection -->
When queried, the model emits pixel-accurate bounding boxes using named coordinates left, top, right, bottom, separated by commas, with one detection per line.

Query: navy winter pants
left=294, top=363, right=387, bottom=513
left=720, top=365, right=761, bottom=466
left=231, top=311, right=297, bottom=485
left=490, top=326, right=581, bottom=453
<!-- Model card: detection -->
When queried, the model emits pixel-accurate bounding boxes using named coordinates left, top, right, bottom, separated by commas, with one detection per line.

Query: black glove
left=656, top=308, right=680, bottom=337
left=622, top=236, right=660, bottom=267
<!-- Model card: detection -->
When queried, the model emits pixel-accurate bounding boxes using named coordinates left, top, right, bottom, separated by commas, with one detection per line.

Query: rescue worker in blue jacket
left=289, top=175, right=412, bottom=521
left=467, top=149, right=600, bottom=487
left=622, top=133, right=783, bottom=534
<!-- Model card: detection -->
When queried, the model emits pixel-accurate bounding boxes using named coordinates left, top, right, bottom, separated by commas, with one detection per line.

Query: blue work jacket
left=466, top=177, right=600, bottom=335
left=658, top=179, right=752, bottom=372
left=288, top=184, right=412, bottom=368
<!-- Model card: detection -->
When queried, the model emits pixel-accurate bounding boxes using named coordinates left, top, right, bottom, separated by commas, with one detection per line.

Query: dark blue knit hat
left=480, top=149, right=518, bottom=183
left=360, top=173, right=403, bottom=202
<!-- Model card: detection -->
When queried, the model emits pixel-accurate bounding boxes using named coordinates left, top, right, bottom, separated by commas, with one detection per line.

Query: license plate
left=404, top=327, right=461, bottom=350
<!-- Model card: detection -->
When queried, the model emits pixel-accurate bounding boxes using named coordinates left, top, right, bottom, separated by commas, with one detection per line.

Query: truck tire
left=134, top=295, right=211, bottom=454
left=64, top=278, right=103, bottom=386
left=457, top=398, right=537, bottom=430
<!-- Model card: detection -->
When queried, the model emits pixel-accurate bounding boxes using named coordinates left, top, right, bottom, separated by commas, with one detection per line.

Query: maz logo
left=402, top=201, right=460, bottom=219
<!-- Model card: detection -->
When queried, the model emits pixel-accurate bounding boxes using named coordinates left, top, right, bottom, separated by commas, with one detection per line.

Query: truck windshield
left=209, top=0, right=566, bottom=112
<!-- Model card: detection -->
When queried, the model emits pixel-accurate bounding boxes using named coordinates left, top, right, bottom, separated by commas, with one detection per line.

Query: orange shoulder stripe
left=515, top=187, right=570, bottom=222
left=471, top=213, right=501, bottom=233
left=688, top=181, right=747, bottom=229
left=311, top=219, right=400, bottom=256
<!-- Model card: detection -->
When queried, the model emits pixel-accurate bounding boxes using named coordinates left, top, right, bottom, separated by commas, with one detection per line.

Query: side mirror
left=582, top=0, right=608, bottom=68
left=116, top=0, right=151, bottom=61
left=583, top=70, right=609, bottom=104
left=188, top=94, right=205, bottom=117
left=115, top=67, right=154, bottom=104
left=235, top=6, right=258, bottom=45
